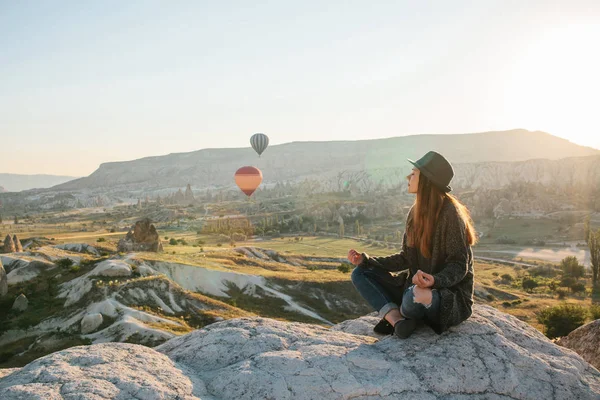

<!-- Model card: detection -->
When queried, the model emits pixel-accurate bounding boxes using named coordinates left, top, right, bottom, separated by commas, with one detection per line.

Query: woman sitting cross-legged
left=348, top=151, right=477, bottom=338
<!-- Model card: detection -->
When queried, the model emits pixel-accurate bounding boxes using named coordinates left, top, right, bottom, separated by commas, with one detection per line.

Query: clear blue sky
left=1, top=0, right=599, bottom=176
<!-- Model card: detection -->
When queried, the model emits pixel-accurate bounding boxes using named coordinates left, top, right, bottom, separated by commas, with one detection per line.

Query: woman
left=348, top=151, right=477, bottom=339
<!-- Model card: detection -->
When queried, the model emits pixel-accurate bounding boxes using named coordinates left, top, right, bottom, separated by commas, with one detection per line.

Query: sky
left=1, top=0, right=599, bottom=176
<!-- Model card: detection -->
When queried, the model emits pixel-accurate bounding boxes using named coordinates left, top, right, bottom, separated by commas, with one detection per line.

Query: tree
left=560, top=256, right=584, bottom=278
left=14, top=215, right=19, bottom=224
left=589, top=229, right=600, bottom=286
left=537, top=304, right=587, bottom=338
left=522, top=277, right=538, bottom=292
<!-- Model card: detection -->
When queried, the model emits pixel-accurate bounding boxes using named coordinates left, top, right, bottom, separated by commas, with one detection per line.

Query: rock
left=557, top=319, right=600, bottom=371
left=158, top=304, right=600, bottom=399
left=1, top=305, right=599, bottom=399
left=54, top=243, right=100, bottom=256
left=0, top=343, right=197, bottom=400
left=12, top=293, right=28, bottom=312
left=3, top=234, right=16, bottom=253
left=81, top=313, right=104, bottom=334
left=12, top=235, right=23, bottom=252
left=92, top=260, right=132, bottom=277
left=0, top=259, right=7, bottom=296
left=117, top=218, right=163, bottom=253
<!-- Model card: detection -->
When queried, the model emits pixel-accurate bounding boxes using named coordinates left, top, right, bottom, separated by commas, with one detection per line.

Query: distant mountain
left=0, top=174, right=79, bottom=192
left=54, top=129, right=598, bottom=192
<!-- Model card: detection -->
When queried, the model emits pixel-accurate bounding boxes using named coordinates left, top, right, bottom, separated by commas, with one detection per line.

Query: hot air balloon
left=234, top=166, right=263, bottom=197
left=250, top=133, right=269, bottom=157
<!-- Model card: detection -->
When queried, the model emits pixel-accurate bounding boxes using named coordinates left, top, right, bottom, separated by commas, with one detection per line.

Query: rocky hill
left=52, top=129, right=598, bottom=191
left=0, top=305, right=599, bottom=399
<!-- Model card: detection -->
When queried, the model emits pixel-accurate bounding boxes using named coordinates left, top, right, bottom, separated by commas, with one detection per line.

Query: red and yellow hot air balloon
left=234, top=166, right=263, bottom=197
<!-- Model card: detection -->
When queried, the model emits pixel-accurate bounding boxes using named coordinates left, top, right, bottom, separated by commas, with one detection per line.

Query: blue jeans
left=351, top=266, right=441, bottom=320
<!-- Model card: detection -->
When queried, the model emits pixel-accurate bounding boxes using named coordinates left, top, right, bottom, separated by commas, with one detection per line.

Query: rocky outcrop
left=557, top=319, right=600, bottom=371
left=0, top=344, right=196, bottom=399
left=81, top=313, right=104, bottom=334
left=117, top=218, right=163, bottom=253
left=12, top=235, right=23, bottom=252
left=1, top=305, right=599, bottom=399
left=12, top=293, right=28, bottom=312
left=3, top=234, right=16, bottom=253
left=0, top=258, right=7, bottom=296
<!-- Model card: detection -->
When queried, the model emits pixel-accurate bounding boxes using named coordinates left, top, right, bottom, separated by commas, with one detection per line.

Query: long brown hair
left=408, top=173, right=477, bottom=258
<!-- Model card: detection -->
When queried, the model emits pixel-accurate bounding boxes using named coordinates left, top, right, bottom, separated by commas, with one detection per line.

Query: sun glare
left=504, top=23, right=600, bottom=147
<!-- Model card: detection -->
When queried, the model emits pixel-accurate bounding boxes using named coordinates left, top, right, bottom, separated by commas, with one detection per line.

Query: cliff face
left=1, top=305, right=599, bottom=399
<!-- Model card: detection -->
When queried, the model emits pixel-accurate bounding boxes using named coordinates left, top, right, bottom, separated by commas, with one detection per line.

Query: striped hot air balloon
left=234, top=166, right=263, bottom=197
left=250, top=133, right=269, bottom=157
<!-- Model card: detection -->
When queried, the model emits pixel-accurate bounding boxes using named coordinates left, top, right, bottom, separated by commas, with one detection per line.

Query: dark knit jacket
left=360, top=198, right=474, bottom=334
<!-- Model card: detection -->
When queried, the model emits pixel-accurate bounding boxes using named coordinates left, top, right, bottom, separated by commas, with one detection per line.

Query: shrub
left=570, top=282, right=586, bottom=295
left=216, top=243, right=222, bottom=247
left=529, top=266, right=559, bottom=278
left=560, top=256, right=585, bottom=278
left=500, top=273, right=513, bottom=282
left=492, top=272, right=499, bottom=277
left=522, top=277, right=538, bottom=292
left=337, top=263, right=351, bottom=273
left=560, top=276, right=578, bottom=289
left=590, top=305, right=600, bottom=320
left=96, top=237, right=106, bottom=243
left=69, top=265, right=81, bottom=273
left=537, top=304, right=588, bottom=338
left=556, top=289, right=568, bottom=299
left=56, top=258, right=74, bottom=268
left=307, top=265, right=319, bottom=271
left=169, top=238, right=178, bottom=245
left=231, top=233, right=246, bottom=242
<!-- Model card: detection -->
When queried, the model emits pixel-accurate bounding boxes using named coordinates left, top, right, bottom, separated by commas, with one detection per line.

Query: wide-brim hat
left=407, top=151, right=454, bottom=192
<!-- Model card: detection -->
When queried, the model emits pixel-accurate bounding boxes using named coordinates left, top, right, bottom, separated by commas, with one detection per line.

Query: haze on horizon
left=1, top=0, right=599, bottom=176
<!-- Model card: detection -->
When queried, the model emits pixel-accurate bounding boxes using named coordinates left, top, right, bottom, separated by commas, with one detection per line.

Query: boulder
left=557, top=319, right=600, bottom=371
left=12, top=235, right=23, bottom=252
left=117, top=218, right=163, bottom=253
left=0, top=305, right=599, bottom=399
left=0, top=258, right=7, bottom=296
left=81, top=313, right=104, bottom=334
left=0, top=343, right=196, bottom=399
left=3, top=234, right=16, bottom=253
left=158, top=304, right=600, bottom=400
left=12, top=293, right=28, bottom=312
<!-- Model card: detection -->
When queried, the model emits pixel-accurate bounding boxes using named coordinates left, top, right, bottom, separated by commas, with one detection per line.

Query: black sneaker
left=373, top=318, right=394, bottom=335
left=394, top=318, right=417, bottom=339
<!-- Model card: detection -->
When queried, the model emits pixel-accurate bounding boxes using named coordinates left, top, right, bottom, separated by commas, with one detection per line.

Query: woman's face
left=407, top=167, right=420, bottom=194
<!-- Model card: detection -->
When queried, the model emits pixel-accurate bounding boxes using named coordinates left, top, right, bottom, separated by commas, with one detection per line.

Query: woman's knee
left=401, top=286, right=419, bottom=318
left=413, top=286, right=433, bottom=306
left=351, top=266, right=365, bottom=285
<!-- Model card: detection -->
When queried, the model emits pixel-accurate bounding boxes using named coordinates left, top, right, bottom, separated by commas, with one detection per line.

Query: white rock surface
left=0, top=343, right=198, bottom=399
left=92, top=260, right=132, bottom=277
left=159, top=304, right=600, bottom=400
left=81, top=313, right=104, bottom=334
left=2, top=305, right=599, bottom=399
left=59, top=259, right=133, bottom=306
left=54, top=243, right=100, bottom=255
left=12, top=293, right=28, bottom=312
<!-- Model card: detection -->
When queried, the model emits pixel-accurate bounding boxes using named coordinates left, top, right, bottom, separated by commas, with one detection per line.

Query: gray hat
left=407, top=151, right=454, bottom=192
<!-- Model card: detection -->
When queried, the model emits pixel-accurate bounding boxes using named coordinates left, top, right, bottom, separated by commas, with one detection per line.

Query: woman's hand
left=347, top=249, right=364, bottom=266
left=412, top=270, right=435, bottom=288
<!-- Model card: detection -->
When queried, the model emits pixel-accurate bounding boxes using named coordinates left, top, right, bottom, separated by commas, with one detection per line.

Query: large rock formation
left=3, top=234, right=15, bottom=253
left=117, top=218, right=163, bottom=253
left=1, top=305, right=598, bottom=399
left=12, top=235, right=23, bottom=252
left=0, top=258, right=7, bottom=296
left=557, top=319, right=600, bottom=371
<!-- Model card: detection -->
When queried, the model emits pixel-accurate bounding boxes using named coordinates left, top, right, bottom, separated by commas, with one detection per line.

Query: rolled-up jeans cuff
left=378, top=302, right=399, bottom=318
